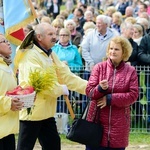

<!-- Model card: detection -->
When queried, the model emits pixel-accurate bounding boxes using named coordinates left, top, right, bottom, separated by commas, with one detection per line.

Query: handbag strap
left=64, top=88, right=99, bottom=120
left=82, top=89, right=100, bottom=123
left=81, top=89, right=94, bottom=119
left=81, top=100, right=90, bottom=119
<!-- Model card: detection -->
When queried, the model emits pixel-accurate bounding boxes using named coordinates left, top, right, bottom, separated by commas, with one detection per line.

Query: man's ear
left=36, top=34, right=42, bottom=41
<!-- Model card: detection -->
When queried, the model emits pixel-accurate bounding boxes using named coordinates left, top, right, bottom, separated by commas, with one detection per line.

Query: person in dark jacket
left=47, top=0, right=60, bottom=19
left=120, top=21, right=139, bottom=66
left=86, top=36, right=139, bottom=150
left=138, top=33, right=150, bottom=131
left=117, top=0, right=129, bottom=15
left=121, top=21, right=142, bottom=125
left=74, top=8, right=86, bottom=29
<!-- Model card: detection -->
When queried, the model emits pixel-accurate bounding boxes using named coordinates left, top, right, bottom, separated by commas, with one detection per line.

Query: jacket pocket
left=125, top=107, right=130, bottom=125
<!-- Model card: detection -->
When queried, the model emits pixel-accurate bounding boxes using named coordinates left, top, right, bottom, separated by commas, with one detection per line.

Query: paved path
left=33, top=144, right=150, bottom=150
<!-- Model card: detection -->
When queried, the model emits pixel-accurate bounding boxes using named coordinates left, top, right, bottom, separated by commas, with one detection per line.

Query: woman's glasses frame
left=59, top=34, right=69, bottom=37
left=0, top=39, right=8, bottom=44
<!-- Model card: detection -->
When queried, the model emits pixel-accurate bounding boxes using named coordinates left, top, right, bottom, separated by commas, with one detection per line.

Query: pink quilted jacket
left=86, top=59, right=139, bottom=148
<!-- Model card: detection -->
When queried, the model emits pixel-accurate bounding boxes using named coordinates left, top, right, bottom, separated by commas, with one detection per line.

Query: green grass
left=60, top=5, right=66, bottom=10
left=60, top=133, right=150, bottom=145
left=15, top=133, right=150, bottom=146
left=129, top=133, right=150, bottom=145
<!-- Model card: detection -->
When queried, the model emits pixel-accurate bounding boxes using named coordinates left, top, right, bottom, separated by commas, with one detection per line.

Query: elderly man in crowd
left=81, top=15, right=118, bottom=80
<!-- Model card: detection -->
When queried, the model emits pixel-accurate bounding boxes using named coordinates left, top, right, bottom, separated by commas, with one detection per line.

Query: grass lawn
left=60, top=5, right=66, bottom=10
left=129, top=133, right=150, bottom=145
left=60, top=133, right=150, bottom=145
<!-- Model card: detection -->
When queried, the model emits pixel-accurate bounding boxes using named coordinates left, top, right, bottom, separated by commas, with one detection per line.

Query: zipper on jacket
left=107, top=67, right=116, bottom=147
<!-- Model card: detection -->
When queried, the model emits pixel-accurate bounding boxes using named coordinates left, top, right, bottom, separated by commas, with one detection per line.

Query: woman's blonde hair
left=124, top=17, right=136, bottom=24
left=59, top=28, right=71, bottom=38
left=83, top=22, right=96, bottom=31
left=105, top=6, right=116, bottom=16
left=106, top=36, right=132, bottom=61
left=64, top=19, right=76, bottom=28
left=112, top=12, right=123, bottom=25
left=133, top=23, right=144, bottom=36
left=41, top=16, right=51, bottom=24
left=51, top=18, right=64, bottom=28
left=60, top=10, right=69, bottom=19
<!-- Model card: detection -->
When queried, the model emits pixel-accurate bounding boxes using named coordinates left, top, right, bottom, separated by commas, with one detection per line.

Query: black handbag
left=66, top=96, right=103, bottom=148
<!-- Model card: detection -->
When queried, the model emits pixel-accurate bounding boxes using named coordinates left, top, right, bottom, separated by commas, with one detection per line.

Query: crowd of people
left=0, top=0, right=150, bottom=149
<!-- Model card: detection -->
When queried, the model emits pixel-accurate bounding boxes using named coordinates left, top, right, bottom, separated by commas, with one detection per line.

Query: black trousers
left=17, top=117, right=60, bottom=150
left=0, top=134, right=15, bottom=150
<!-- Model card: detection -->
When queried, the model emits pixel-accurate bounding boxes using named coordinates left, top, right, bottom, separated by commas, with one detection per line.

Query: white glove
left=62, top=85, right=69, bottom=96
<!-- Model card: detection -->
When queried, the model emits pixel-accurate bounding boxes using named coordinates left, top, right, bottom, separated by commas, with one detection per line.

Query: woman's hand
left=99, top=79, right=108, bottom=90
left=11, top=98, right=24, bottom=111
left=97, top=96, right=107, bottom=109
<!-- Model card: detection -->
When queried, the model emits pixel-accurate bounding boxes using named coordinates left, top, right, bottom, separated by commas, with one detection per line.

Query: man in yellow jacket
left=14, top=22, right=87, bottom=150
left=0, top=34, right=23, bottom=150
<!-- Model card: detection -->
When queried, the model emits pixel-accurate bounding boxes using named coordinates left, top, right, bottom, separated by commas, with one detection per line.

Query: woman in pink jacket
left=86, top=36, right=139, bottom=150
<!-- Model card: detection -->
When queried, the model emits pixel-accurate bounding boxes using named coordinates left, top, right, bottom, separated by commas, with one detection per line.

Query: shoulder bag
left=66, top=91, right=103, bottom=148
